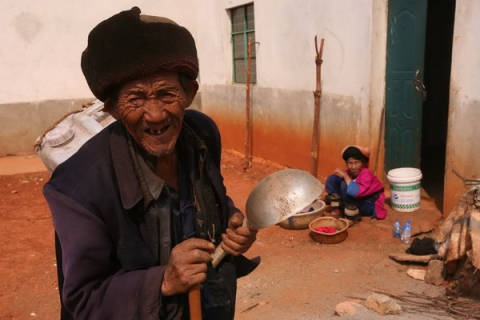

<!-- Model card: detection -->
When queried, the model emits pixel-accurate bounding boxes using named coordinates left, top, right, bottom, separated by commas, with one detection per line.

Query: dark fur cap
left=81, top=7, right=199, bottom=101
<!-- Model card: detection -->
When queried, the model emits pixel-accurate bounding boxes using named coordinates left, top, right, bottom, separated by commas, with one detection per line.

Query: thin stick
left=373, top=107, right=385, bottom=176
left=310, top=36, right=324, bottom=177
left=241, top=302, right=260, bottom=313
left=244, top=37, right=253, bottom=170
left=369, top=290, right=480, bottom=319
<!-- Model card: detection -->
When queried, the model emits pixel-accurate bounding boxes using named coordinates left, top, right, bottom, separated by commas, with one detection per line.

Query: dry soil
left=0, top=151, right=454, bottom=319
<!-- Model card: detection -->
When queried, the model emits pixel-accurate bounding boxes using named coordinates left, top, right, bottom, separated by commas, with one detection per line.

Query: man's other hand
left=221, top=212, right=257, bottom=256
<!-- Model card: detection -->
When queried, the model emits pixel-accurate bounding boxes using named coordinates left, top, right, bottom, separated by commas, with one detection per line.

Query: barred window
left=231, top=4, right=256, bottom=83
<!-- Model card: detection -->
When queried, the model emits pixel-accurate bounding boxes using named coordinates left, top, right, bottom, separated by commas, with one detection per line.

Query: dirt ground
left=0, top=150, right=454, bottom=319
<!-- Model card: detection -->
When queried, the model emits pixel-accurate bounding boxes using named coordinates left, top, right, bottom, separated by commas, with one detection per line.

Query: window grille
left=231, top=4, right=256, bottom=83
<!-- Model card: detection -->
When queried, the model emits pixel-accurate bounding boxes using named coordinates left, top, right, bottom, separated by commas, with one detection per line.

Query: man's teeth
left=146, top=126, right=168, bottom=135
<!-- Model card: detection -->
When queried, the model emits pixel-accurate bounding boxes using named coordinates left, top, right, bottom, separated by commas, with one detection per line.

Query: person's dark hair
left=342, top=146, right=369, bottom=164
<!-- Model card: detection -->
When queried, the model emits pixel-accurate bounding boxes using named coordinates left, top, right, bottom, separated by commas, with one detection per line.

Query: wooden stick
left=244, top=37, right=253, bottom=170
left=373, top=107, right=385, bottom=176
left=310, top=36, right=325, bottom=177
left=188, top=284, right=202, bottom=320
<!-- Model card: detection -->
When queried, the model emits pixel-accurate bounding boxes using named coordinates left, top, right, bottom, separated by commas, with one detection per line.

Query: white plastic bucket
left=387, top=167, right=423, bottom=212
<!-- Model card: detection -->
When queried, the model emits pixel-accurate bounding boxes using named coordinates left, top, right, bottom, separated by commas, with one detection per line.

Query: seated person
left=325, top=145, right=386, bottom=219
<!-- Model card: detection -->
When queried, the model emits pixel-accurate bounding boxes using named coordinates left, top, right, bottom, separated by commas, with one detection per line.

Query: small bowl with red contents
left=309, top=217, right=349, bottom=244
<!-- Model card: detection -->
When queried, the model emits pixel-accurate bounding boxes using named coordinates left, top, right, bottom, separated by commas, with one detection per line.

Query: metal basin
left=277, top=199, right=326, bottom=230
left=245, top=169, right=325, bottom=230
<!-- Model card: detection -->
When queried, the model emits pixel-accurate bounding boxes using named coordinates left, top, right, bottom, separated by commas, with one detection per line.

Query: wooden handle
left=210, top=243, right=227, bottom=268
left=188, top=284, right=202, bottom=320
left=210, top=218, right=248, bottom=268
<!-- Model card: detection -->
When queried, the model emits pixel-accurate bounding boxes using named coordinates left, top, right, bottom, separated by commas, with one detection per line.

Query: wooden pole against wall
left=310, top=36, right=325, bottom=177
left=373, top=107, right=385, bottom=177
left=245, top=37, right=253, bottom=169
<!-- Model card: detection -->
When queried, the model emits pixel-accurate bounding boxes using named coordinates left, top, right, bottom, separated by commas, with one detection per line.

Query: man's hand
left=221, top=212, right=257, bottom=256
left=161, top=238, right=215, bottom=296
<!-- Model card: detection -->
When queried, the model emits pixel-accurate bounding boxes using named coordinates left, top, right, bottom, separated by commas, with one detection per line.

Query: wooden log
left=389, top=253, right=438, bottom=264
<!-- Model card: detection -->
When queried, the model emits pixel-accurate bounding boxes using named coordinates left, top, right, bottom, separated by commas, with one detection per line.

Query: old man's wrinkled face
left=113, top=72, right=196, bottom=157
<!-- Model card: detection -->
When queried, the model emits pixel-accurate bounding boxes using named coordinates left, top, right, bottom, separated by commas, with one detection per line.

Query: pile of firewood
left=436, top=186, right=480, bottom=298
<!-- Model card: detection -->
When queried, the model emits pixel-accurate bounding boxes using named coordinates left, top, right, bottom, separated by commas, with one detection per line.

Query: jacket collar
left=110, top=122, right=145, bottom=210
left=109, top=111, right=210, bottom=211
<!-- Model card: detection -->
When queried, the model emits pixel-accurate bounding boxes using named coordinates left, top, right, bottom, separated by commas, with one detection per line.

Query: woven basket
left=309, top=217, right=349, bottom=244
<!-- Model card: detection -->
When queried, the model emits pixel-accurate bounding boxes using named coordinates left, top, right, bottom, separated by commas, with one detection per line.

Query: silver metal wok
left=211, top=168, right=324, bottom=267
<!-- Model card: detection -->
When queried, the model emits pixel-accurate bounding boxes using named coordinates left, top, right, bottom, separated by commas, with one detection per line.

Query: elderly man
left=43, top=7, right=258, bottom=320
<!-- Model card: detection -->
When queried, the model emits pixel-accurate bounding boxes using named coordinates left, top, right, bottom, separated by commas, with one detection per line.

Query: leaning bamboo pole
left=310, top=36, right=325, bottom=177
left=245, top=37, right=253, bottom=169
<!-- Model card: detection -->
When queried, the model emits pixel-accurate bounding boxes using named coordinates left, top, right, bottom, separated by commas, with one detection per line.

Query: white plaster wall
left=1, top=0, right=380, bottom=160
left=256, top=0, right=372, bottom=97
left=188, top=0, right=233, bottom=86
left=197, top=0, right=374, bottom=99
left=0, top=0, right=200, bottom=104
left=450, top=1, right=480, bottom=100
left=368, top=0, right=388, bottom=176
left=2, top=0, right=374, bottom=103
left=444, top=0, right=480, bottom=214
left=195, top=0, right=382, bottom=174
left=196, top=0, right=378, bottom=167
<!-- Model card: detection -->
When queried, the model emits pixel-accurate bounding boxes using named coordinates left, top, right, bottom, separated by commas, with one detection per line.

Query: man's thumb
left=229, top=212, right=244, bottom=228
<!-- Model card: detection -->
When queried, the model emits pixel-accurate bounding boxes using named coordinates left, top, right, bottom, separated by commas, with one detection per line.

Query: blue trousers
left=325, top=174, right=376, bottom=217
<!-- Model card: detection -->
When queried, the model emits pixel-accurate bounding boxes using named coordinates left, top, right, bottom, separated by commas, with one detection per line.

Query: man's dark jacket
left=43, top=110, right=253, bottom=319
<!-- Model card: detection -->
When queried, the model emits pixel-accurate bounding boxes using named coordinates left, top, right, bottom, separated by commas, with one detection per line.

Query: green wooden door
left=385, top=0, right=428, bottom=170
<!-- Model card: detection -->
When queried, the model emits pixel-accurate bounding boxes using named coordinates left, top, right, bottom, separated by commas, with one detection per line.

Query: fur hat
left=81, top=7, right=199, bottom=101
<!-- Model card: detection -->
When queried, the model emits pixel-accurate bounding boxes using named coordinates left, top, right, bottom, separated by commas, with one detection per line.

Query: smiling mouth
left=145, top=125, right=170, bottom=136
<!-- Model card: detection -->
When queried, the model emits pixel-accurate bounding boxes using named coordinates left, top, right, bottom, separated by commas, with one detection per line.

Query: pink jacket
left=346, top=168, right=387, bottom=219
